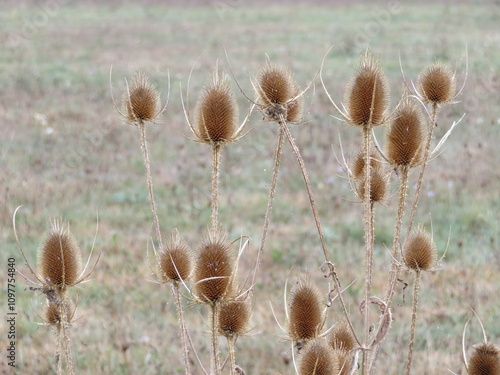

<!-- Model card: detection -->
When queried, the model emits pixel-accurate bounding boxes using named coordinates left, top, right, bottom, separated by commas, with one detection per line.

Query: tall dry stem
left=211, top=145, right=221, bottom=234
left=405, top=269, right=421, bottom=375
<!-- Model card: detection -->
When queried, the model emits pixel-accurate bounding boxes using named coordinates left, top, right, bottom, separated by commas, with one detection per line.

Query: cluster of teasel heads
left=14, top=208, right=98, bottom=375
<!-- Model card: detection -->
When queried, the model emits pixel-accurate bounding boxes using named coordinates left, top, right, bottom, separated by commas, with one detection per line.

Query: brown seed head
left=45, top=299, right=74, bottom=326
left=123, top=71, right=161, bottom=123
left=328, top=319, right=356, bottom=352
left=345, top=52, right=390, bottom=127
left=159, top=231, right=193, bottom=282
left=386, top=99, right=425, bottom=167
left=288, top=276, right=324, bottom=342
left=333, top=348, right=352, bottom=375
left=38, top=219, right=82, bottom=288
left=257, top=65, right=303, bottom=123
left=218, top=298, right=251, bottom=339
left=194, top=71, right=239, bottom=145
left=418, top=64, right=456, bottom=104
left=351, top=150, right=382, bottom=180
left=298, top=338, right=340, bottom=375
left=403, top=227, right=437, bottom=271
left=468, top=342, right=500, bottom=375
left=356, top=168, right=388, bottom=203
left=193, top=232, right=235, bottom=304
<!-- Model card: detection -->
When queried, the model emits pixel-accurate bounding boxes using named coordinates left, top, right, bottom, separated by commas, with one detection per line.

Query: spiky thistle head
left=355, top=168, right=388, bottom=204
left=256, top=65, right=303, bottom=123
left=467, top=342, right=500, bottom=375
left=193, top=70, right=239, bottom=145
left=45, top=299, right=74, bottom=326
left=159, top=231, right=193, bottom=282
left=298, top=338, right=340, bottom=375
left=122, top=71, right=162, bottom=123
left=386, top=98, right=425, bottom=168
left=38, top=219, right=82, bottom=288
left=345, top=51, right=390, bottom=128
left=193, top=231, right=235, bottom=304
left=218, top=297, right=252, bottom=339
left=351, top=150, right=382, bottom=180
left=328, top=319, right=356, bottom=352
left=418, top=63, right=456, bottom=104
left=403, top=226, right=437, bottom=271
left=288, top=275, right=324, bottom=342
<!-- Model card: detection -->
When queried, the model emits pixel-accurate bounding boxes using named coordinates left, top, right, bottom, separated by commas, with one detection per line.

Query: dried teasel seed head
left=403, top=227, right=437, bottom=271
left=351, top=150, right=382, bottom=180
left=328, top=319, right=356, bottom=352
left=386, top=99, right=425, bottom=167
left=418, top=63, right=456, bottom=104
left=45, top=299, right=74, bottom=326
left=467, top=342, right=500, bottom=375
left=298, top=338, right=340, bottom=375
left=333, top=348, right=352, bottom=375
left=288, top=276, right=324, bottom=342
left=193, top=232, right=235, bottom=304
left=345, top=51, right=390, bottom=127
left=356, top=168, right=388, bottom=203
left=159, top=231, right=193, bottom=282
left=38, top=219, right=82, bottom=288
left=194, top=70, right=239, bottom=145
left=257, top=65, right=303, bottom=123
left=218, top=298, right=251, bottom=339
left=123, top=71, right=161, bottom=123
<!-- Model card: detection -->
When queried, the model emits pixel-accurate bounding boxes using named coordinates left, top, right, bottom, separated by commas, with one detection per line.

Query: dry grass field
left=1, top=1, right=499, bottom=374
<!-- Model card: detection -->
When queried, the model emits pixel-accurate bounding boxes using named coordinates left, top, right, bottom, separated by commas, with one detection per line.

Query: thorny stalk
left=211, top=145, right=222, bottom=234
left=405, top=269, right=421, bottom=375
left=172, top=282, right=192, bottom=375
left=210, top=304, right=221, bottom=375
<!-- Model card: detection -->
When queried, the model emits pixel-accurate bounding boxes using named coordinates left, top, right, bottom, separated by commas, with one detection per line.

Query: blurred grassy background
left=1, top=0, right=499, bottom=374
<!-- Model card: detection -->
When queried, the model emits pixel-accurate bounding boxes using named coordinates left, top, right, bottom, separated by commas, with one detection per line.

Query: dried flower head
left=298, top=338, right=339, bottom=375
left=122, top=71, right=162, bottom=123
left=193, top=71, right=239, bottom=145
left=159, top=231, right=193, bottom=282
left=288, top=276, right=324, bottom=342
left=218, top=298, right=251, bottom=339
left=418, top=64, right=456, bottom=104
left=256, top=65, right=303, bottom=123
left=38, top=219, right=82, bottom=288
left=193, top=232, right=235, bottom=304
left=333, top=348, right=352, bottom=375
left=45, top=299, right=74, bottom=326
left=345, top=51, right=390, bottom=127
left=356, top=168, right=388, bottom=203
left=328, top=319, right=356, bottom=352
left=351, top=150, right=382, bottom=180
left=386, top=99, right=425, bottom=167
left=467, top=342, right=500, bottom=375
left=403, top=227, right=437, bottom=271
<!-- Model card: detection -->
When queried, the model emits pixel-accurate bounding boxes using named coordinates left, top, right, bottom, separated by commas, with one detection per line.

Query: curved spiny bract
left=345, top=52, right=390, bottom=127
left=194, top=72, right=239, bottom=145
left=38, top=220, right=82, bottom=289
left=193, top=232, right=235, bottom=304
left=418, top=64, right=456, bottom=105
left=298, top=338, right=340, bottom=375
left=288, top=276, right=324, bottom=342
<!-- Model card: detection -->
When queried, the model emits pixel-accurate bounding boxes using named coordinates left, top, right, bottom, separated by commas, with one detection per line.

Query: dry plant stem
left=171, top=282, right=192, bottom=375
left=210, top=304, right=221, bottom=375
left=56, top=324, right=62, bottom=375
left=369, top=166, right=410, bottom=373
left=405, top=103, right=438, bottom=242
left=251, top=127, right=285, bottom=288
left=139, top=121, right=192, bottom=375
left=279, top=119, right=361, bottom=348
left=60, top=299, right=75, bottom=375
left=211, top=145, right=221, bottom=234
left=227, top=338, right=237, bottom=375
left=139, top=120, right=164, bottom=252
left=405, top=270, right=421, bottom=375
